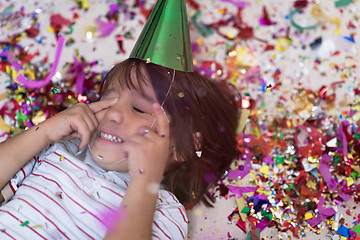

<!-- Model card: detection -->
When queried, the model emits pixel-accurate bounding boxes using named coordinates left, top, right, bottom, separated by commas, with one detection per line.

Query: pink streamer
left=319, top=154, right=338, bottom=191
left=228, top=153, right=252, bottom=179
left=307, top=196, right=336, bottom=227
left=0, top=36, right=65, bottom=88
left=227, top=185, right=259, bottom=198
left=340, top=123, right=349, bottom=158
left=65, top=57, right=87, bottom=94
left=338, top=192, right=352, bottom=201
left=220, top=0, right=249, bottom=8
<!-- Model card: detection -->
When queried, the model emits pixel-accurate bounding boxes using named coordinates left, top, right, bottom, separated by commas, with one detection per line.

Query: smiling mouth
left=100, top=132, right=123, bottom=143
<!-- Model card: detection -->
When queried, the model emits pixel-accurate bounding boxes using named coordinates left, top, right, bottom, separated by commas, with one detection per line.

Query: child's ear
left=170, top=145, right=183, bottom=162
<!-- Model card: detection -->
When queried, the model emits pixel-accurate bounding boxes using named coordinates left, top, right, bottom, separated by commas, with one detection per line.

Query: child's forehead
left=102, top=72, right=157, bottom=102
left=103, top=66, right=150, bottom=92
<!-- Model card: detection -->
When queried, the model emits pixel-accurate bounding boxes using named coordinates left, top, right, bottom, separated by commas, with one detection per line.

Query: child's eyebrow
left=104, top=88, right=156, bottom=103
left=137, top=91, right=157, bottom=104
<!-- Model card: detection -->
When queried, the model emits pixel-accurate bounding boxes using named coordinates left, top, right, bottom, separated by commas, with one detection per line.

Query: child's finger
left=70, top=132, right=82, bottom=139
left=71, top=121, right=92, bottom=149
left=81, top=104, right=99, bottom=129
left=152, top=103, right=170, bottom=138
left=88, top=98, right=118, bottom=113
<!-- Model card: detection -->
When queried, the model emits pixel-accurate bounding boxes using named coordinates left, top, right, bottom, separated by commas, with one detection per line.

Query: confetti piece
left=352, top=223, right=360, bottom=236
left=337, top=224, right=350, bottom=237
left=0, top=116, right=11, bottom=133
left=56, top=192, right=63, bottom=199
left=95, top=18, right=116, bottom=37
left=20, top=221, right=30, bottom=227
left=75, top=0, right=90, bottom=9
left=335, top=0, right=354, bottom=8
left=236, top=109, right=250, bottom=134
left=194, top=209, right=203, bottom=217
left=31, top=225, right=43, bottom=229
left=305, top=212, right=314, bottom=220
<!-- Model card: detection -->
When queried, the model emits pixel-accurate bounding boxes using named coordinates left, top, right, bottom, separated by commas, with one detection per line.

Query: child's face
left=88, top=74, right=173, bottom=172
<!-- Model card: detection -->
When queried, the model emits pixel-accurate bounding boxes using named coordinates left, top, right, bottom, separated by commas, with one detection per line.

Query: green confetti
left=350, top=171, right=358, bottom=178
left=285, top=184, right=295, bottom=191
left=241, top=206, right=250, bottom=214
left=352, top=223, right=360, bottom=236
left=52, top=88, right=59, bottom=94
left=20, top=220, right=30, bottom=227
left=335, top=0, right=354, bottom=8
left=15, top=112, right=29, bottom=126
left=275, top=156, right=284, bottom=165
left=261, top=209, right=273, bottom=221
left=191, top=11, right=214, bottom=36
left=333, top=155, right=342, bottom=164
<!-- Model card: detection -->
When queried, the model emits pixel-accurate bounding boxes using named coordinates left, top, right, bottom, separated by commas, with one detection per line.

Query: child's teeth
left=101, top=132, right=123, bottom=143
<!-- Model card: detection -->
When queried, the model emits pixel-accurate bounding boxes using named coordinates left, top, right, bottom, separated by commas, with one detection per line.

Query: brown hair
left=101, top=58, right=239, bottom=207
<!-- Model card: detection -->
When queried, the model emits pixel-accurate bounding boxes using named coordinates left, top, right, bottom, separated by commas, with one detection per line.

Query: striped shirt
left=0, top=140, right=188, bottom=239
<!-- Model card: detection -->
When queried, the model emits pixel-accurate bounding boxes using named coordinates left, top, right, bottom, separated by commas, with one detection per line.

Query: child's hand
left=123, top=103, right=170, bottom=183
left=42, top=99, right=117, bottom=149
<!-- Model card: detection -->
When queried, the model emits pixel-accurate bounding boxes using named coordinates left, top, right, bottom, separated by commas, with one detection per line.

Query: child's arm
left=104, top=103, right=171, bottom=240
left=0, top=99, right=117, bottom=190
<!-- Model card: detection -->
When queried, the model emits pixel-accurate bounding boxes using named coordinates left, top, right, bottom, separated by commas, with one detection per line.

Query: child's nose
left=104, top=105, right=123, bottom=123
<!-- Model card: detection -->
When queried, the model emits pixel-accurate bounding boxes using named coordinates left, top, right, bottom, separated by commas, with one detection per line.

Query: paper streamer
left=228, top=151, right=252, bottom=179
left=220, top=0, right=248, bottom=9
left=307, top=196, right=336, bottom=227
left=319, top=154, right=338, bottom=191
left=337, top=121, right=349, bottom=158
left=227, top=185, right=259, bottom=198
left=0, top=36, right=65, bottom=89
left=66, top=57, right=87, bottom=94
left=290, top=8, right=318, bottom=31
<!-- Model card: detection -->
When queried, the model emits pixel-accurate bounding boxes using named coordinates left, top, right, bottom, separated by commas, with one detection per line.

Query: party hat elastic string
left=150, top=69, right=175, bottom=129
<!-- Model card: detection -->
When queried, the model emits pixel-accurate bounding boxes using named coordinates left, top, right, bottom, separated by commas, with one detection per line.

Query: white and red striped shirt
left=0, top=140, right=188, bottom=239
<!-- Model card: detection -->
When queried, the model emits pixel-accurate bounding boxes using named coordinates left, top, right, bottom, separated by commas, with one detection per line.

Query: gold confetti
left=31, top=225, right=43, bottom=229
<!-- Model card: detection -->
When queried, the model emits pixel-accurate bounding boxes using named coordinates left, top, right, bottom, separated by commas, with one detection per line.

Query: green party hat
left=129, top=0, right=193, bottom=72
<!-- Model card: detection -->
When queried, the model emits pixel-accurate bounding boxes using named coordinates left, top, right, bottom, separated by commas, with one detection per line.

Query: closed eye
left=133, top=107, right=145, bottom=114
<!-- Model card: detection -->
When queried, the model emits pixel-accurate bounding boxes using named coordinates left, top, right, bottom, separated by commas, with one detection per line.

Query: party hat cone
left=129, top=0, right=193, bottom=72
